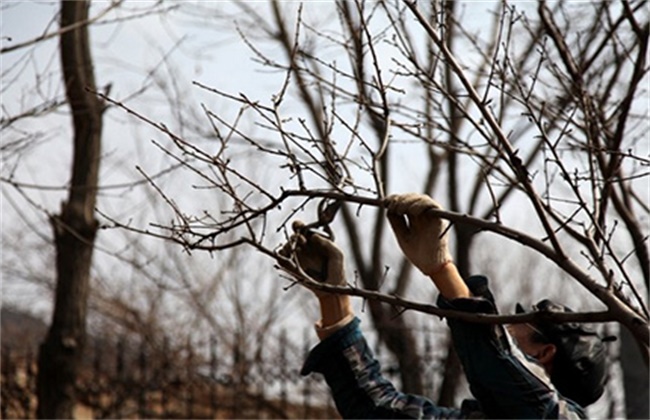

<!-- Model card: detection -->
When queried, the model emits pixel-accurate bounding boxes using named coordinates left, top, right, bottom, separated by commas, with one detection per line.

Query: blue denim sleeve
left=438, top=275, right=586, bottom=420
left=301, top=318, right=464, bottom=419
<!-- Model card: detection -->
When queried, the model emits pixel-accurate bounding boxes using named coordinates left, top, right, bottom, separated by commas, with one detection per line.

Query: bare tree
left=34, top=1, right=104, bottom=417
left=1, top=0, right=176, bottom=416
left=2, top=1, right=312, bottom=415
left=98, top=1, right=648, bottom=414
left=4, top=0, right=645, bottom=416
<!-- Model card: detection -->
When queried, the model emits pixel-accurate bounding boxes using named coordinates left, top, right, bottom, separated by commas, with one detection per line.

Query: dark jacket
left=301, top=276, right=586, bottom=419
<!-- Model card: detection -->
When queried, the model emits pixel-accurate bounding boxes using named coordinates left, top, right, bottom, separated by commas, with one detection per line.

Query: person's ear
left=537, top=343, right=557, bottom=365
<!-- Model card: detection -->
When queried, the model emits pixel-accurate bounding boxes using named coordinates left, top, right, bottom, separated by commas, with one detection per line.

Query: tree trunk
left=366, top=300, right=424, bottom=393
left=436, top=223, right=477, bottom=405
left=621, top=320, right=650, bottom=419
left=437, top=344, right=462, bottom=407
left=36, top=1, right=103, bottom=418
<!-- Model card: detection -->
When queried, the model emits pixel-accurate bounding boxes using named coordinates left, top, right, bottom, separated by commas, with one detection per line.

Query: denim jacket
left=301, top=276, right=586, bottom=419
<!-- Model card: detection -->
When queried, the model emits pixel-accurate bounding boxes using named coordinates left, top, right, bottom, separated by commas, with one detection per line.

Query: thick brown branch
left=274, top=254, right=615, bottom=325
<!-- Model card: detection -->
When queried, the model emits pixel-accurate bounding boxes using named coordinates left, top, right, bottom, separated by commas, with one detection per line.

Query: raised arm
left=385, top=193, right=586, bottom=419
left=280, top=220, right=464, bottom=419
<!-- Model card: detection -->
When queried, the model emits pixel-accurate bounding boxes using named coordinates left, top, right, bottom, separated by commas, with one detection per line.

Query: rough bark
left=436, top=0, right=468, bottom=405
left=438, top=225, right=478, bottom=405
left=366, top=300, right=424, bottom=394
left=437, top=345, right=462, bottom=407
left=341, top=205, right=425, bottom=394
left=620, top=326, right=650, bottom=419
left=36, top=1, right=103, bottom=418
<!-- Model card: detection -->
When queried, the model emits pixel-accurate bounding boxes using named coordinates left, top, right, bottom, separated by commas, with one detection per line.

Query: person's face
left=507, top=324, right=544, bottom=355
left=506, top=323, right=557, bottom=372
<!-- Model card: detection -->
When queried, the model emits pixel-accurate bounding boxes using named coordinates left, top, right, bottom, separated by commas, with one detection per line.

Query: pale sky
left=0, top=3, right=644, bottom=414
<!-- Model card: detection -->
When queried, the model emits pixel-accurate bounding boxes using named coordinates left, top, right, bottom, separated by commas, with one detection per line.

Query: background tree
left=35, top=1, right=105, bottom=417
left=99, top=0, right=648, bottom=415
left=2, top=1, right=647, bottom=417
left=2, top=1, right=326, bottom=416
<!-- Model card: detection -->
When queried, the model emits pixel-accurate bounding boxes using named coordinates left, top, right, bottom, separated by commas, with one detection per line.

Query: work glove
left=279, top=220, right=353, bottom=338
left=385, top=193, right=453, bottom=277
left=278, top=220, right=346, bottom=294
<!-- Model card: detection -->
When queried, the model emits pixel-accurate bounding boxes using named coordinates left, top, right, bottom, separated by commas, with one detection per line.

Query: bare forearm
left=428, top=262, right=471, bottom=299
left=317, top=294, right=355, bottom=339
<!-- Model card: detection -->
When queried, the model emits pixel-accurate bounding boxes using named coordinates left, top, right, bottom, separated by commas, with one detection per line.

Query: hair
left=527, top=324, right=551, bottom=345
left=516, top=300, right=610, bottom=406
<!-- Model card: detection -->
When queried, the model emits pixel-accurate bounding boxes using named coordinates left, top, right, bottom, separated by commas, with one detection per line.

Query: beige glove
left=385, top=193, right=453, bottom=277
left=279, top=220, right=353, bottom=338
left=279, top=220, right=346, bottom=293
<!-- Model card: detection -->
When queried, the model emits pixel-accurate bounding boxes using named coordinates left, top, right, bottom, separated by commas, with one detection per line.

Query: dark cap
left=515, top=299, right=611, bottom=407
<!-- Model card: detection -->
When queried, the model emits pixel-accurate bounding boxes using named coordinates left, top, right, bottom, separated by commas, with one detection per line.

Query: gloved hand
left=279, top=220, right=353, bottom=339
left=279, top=220, right=346, bottom=293
left=385, top=193, right=453, bottom=277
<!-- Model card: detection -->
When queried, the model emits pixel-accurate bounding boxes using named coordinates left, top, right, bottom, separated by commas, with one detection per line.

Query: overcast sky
left=2, top=0, right=640, bottom=317
left=3, top=3, right=643, bottom=415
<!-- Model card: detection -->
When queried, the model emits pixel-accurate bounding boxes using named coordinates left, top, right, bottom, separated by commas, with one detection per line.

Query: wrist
left=427, top=262, right=471, bottom=299
left=316, top=294, right=354, bottom=339
left=424, top=259, right=453, bottom=277
left=420, top=244, right=453, bottom=276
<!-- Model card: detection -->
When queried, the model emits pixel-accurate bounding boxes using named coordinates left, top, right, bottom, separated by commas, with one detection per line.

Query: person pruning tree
left=280, top=193, right=610, bottom=419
